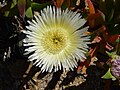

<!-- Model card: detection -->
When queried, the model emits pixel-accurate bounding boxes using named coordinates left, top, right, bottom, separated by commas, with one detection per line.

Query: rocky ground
left=0, top=58, right=120, bottom=90
left=24, top=70, right=86, bottom=90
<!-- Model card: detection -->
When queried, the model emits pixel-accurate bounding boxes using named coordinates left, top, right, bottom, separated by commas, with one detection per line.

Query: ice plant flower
left=23, top=6, right=90, bottom=72
left=106, top=51, right=120, bottom=80
left=111, top=57, right=120, bottom=80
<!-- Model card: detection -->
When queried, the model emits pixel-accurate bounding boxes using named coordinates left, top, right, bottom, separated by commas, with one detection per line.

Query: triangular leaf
left=11, top=0, right=17, bottom=8
left=101, top=68, right=116, bottom=79
left=25, top=6, right=33, bottom=18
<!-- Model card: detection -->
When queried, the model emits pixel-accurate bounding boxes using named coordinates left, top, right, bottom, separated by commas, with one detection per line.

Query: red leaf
left=85, top=0, right=95, bottom=14
left=106, top=35, right=119, bottom=43
left=53, top=0, right=64, bottom=8
left=18, top=0, right=26, bottom=17
left=87, top=13, right=104, bottom=28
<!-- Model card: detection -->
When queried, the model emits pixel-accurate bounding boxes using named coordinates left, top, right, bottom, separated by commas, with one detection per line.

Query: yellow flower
left=23, top=6, right=90, bottom=72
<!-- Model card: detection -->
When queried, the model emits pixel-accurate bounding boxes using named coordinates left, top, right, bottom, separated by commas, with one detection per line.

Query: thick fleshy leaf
left=56, top=0, right=64, bottom=8
left=70, top=0, right=77, bottom=7
left=61, top=0, right=70, bottom=9
left=25, top=6, right=33, bottom=18
left=7, top=4, right=19, bottom=17
left=85, top=0, right=95, bottom=14
left=106, top=35, right=119, bottom=44
left=31, top=2, right=50, bottom=11
left=112, top=0, right=120, bottom=21
left=1, top=0, right=18, bottom=17
left=99, top=0, right=115, bottom=22
left=18, top=0, right=26, bottom=17
left=87, top=13, right=105, bottom=28
left=102, top=68, right=116, bottom=80
left=53, top=0, right=65, bottom=8
left=11, top=0, right=17, bottom=8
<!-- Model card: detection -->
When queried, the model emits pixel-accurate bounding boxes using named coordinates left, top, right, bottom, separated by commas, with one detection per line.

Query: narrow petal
left=23, top=6, right=90, bottom=72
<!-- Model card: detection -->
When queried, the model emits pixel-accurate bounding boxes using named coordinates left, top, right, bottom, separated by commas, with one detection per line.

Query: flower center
left=41, top=29, right=68, bottom=54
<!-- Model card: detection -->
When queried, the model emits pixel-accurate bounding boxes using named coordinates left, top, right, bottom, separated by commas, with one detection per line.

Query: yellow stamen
left=41, top=28, right=68, bottom=54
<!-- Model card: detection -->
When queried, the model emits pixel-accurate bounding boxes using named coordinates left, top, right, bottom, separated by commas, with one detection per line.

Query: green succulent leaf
left=101, top=68, right=116, bottom=80
left=99, top=0, right=115, bottom=22
left=61, top=0, right=70, bottom=9
left=112, top=0, right=120, bottom=21
left=11, top=0, right=17, bottom=8
left=1, top=0, right=18, bottom=17
left=25, top=6, right=33, bottom=18
left=31, top=2, right=51, bottom=11
left=7, top=5, right=19, bottom=17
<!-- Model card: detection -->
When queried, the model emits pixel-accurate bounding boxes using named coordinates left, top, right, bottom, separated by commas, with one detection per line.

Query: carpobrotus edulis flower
left=23, top=6, right=90, bottom=72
